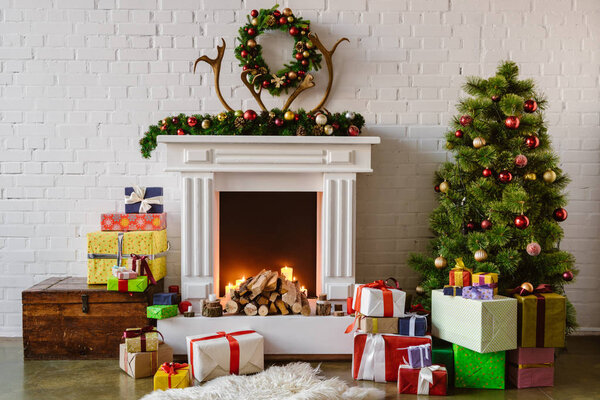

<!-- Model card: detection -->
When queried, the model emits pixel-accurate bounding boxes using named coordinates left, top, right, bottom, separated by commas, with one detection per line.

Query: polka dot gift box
left=453, top=343, right=505, bottom=389
left=101, top=213, right=167, bottom=232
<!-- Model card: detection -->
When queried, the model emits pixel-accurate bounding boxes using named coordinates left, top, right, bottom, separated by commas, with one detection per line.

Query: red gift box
left=398, top=365, right=448, bottom=395
left=101, top=213, right=167, bottom=232
left=352, top=333, right=432, bottom=382
left=507, top=347, right=554, bottom=388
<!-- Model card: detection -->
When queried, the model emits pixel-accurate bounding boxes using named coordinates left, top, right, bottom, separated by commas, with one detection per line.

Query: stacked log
left=225, top=270, right=311, bottom=316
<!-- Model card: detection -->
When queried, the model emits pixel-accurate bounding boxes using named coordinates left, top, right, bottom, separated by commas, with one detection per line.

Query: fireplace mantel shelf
left=158, top=135, right=380, bottom=145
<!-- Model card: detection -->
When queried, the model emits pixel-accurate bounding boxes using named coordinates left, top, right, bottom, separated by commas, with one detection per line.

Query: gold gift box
left=515, top=292, right=566, bottom=348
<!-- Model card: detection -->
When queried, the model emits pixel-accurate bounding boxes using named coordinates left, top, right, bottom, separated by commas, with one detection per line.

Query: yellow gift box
left=124, top=327, right=160, bottom=353
left=514, top=292, right=566, bottom=348
left=154, top=363, right=191, bottom=390
left=472, top=272, right=499, bottom=295
left=87, top=230, right=167, bottom=284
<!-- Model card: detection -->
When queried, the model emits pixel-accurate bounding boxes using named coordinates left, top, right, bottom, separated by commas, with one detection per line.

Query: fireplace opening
left=218, top=191, right=318, bottom=298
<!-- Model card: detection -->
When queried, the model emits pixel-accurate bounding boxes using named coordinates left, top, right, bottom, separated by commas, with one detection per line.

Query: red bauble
left=499, top=170, right=513, bottom=183
left=562, top=270, right=574, bottom=281
left=250, top=9, right=258, bottom=17
left=262, top=80, right=270, bottom=88
left=505, top=116, right=520, bottom=129
left=301, top=59, right=309, bottom=66
left=274, top=118, right=284, bottom=127
left=515, top=154, right=528, bottom=168
left=178, top=300, right=192, bottom=314
left=241, top=50, right=249, bottom=58
left=455, top=129, right=464, bottom=138
left=459, top=115, right=473, bottom=126
left=177, top=129, right=185, bottom=136
left=348, top=125, right=360, bottom=136
left=491, top=95, right=501, bottom=102
left=279, top=16, right=288, bottom=25
left=273, top=10, right=281, bottom=17
left=242, top=65, right=249, bottom=71
left=295, top=52, right=303, bottom=60
left=297, top=70, right=305, bottom=76
left=332, top=122, right=340, bottom=129
left=187, top=117, right=197, bottom=127
left=482, top=168, right=492, bottom=177
left=466, top=221, right=476, bottom=231
left=160, top=125, right=167, bottom=131
left=481, top=219, right=492, bottom=230
left=514, top=215, right=530, bottom=229
left=289, top=26, right=299, bottom=36
left=294, top=114, right=300, bottom=121
left=434, top=185, right=440, bottom=192
left=172, top=117, right=179, bottom=124
left=243, top=109, right=257, bottom=121
left=247, top=27, right=257, bottom=36
left=553, top=208, right=568, bottom=221
left=525, top=135, right=540, bottom=149
left=523, top=99, right=538, bottom=113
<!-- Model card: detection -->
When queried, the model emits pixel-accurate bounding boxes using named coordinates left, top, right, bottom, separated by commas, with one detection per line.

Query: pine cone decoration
left=266, top=15, right=276, bottom=26
left=295, top=42, right=305, bottom=52
left=234, top=117, right=245, bottom=130
left=312, top=125, right=324, bottom=136
left=296, top=125, right=307, bottom=136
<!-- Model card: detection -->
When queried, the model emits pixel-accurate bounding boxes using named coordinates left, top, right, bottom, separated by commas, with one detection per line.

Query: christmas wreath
left=234, top=5, right=322, bottom=96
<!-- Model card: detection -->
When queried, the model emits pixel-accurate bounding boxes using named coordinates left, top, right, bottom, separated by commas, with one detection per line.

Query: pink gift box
left=507, top=347, right=554, bottom=388
left=117, top=271, right=138, bottom=280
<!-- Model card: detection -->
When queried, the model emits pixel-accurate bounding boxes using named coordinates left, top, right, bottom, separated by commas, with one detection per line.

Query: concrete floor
left=1, top=337, right=599, bottom=400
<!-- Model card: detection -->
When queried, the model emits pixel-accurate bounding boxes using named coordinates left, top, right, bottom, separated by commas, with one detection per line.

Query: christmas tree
left=408, top=61, right=577, bottom=332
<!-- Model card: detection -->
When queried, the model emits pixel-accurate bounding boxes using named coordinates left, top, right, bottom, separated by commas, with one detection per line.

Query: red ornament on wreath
left=523, top=99, right=538, bottom=113
left=187, top=117, right=197, bottom=127
left=434, top=185, right=440, bottom=193
left=459, top=115, right=473, bottom=126
left=515, top=154, right=528, bottom=168
left=243, top=109, right=257, bottom=121
left=177, top=129, right=185, bottom=136
left=482, top=168, right=492, bottom=177
left=160, top=125, right=167, bottom=131
left=274, top=118, right=284, bottom=127
left=499, top=170, right=513, bottom=183
left=562, top=270, right=574, bottom=281
left=250, top=9, right=258, bottom=17
left=505, top=116, right=520, bottom=129
left=553, top=208, right=568, bottom=221
left=172, top=117, right=179, bottom=124
left=481, top=219, right=492, bottom=230
left=514, top=215, right=530, bottom=229
left=348, top=125, right=360, bottom=136
left=525, top=135, right=540, bottom=149
left=289, top=26, right=299, bottom=36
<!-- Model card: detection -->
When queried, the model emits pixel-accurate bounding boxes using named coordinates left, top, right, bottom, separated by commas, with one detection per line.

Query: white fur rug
left=141, top=362, right=385, bottom=400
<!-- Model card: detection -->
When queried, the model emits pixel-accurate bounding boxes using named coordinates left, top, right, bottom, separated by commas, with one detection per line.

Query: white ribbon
left=417, top=365, right=445, bottom=395
left=404, top=312, right=427, bottom=336
left=357, top=334, right=387, bottom=382
left=124, top=185, right=163, bottom=213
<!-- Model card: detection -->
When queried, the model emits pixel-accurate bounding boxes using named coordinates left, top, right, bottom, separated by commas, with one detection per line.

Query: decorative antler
left=241, top=70, right=268, bottom=112
left=193, top=38, right=233, bottom=112
left=307, top=32, right=349, bottom=113
left=282, top=74, right=315, bottom=112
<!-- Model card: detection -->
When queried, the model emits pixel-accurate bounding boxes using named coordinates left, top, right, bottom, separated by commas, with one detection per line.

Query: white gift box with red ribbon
left=352, top=280, right=406, bottom=317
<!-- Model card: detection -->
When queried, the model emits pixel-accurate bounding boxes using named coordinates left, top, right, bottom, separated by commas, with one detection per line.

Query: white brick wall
left=1, top=0, right=599, bottom=336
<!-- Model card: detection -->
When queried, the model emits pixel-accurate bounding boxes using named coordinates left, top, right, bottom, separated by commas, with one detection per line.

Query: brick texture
left=0, top=1, right=599, bottom=336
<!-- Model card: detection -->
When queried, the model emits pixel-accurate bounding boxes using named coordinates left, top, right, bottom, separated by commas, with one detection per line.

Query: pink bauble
left=526, top=242, right=541, bottom=256
left=515, top=154, right=528, bottom=168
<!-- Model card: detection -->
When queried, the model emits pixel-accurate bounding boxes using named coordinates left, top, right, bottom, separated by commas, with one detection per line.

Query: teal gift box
left=147, top=304, right=178, bottom=319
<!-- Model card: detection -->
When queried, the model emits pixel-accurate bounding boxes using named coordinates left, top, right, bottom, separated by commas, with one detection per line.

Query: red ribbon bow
left=409, top=304, right=428, bottom=314
left=512, top=283, right=552, bottom=297
left=344, top=280, right=397, bottom=334
left=130, top=254, right=157, bottom=285
left=160, top=362, right=188, bottom=388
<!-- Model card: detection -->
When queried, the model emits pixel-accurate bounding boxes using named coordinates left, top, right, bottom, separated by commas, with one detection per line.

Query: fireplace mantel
left=158, top=135, right=380, bottom=301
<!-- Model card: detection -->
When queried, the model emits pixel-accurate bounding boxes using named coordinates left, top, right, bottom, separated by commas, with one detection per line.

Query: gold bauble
left=520, top=282, right=534, bottom=293
left=474, top=249, right=488, bottom=262
left=439, top=181, right=450, bottom=193
left=446, top=142, right=454, bottom=149
left=543, top=170, right=556, bottom=183
left=161, top=118, right=169, bottom=125
left=524, top=173, right=537, bottom=181
left=302, top=50, right=310, bottom=58
left=201, top=119, right=211, bottom=129
left=247, top=39, right=256, bottom=48
left=287, top=71, right=297, bottom=80
left=287, top=16, right=294, bottom=22
left=217, top=112, right=227, bottom=122
left=434, top=256, right=448, bottom=269
left=306, top=41, right=314, bottom=49
left=323, top=125, right=334, bottom=135
left=284, top=110, right=295, bottom=121
left=416, top=285, right=425, bottom=295
left=315, top=113, right=328, bottom=126
left=251, top=18, right=258, bottom=26
left=283, top=7, right=293, bottom=16
left=473, top=137, right=486, bottom=149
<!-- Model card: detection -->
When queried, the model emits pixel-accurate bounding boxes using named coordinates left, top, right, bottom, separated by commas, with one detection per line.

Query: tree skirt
left=142, top=362, right=385, bottom=400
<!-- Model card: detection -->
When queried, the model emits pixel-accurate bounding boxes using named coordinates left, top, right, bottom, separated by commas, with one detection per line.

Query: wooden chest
left=22, top=276, right=163, bottom=360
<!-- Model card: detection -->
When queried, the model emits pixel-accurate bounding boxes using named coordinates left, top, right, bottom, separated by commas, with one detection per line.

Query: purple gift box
left=406, top=343, right=432, bottom=368
left=462, top=285, right=494, bottom=300
left=124, top=186, right=164, bottom=214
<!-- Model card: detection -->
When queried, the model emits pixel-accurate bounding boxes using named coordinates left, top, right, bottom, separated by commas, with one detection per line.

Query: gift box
left=431, top=289, right=517, bottom=353
left=87, top=230, right=167, bottom=284
left=443, top=285, right=462, bottom=296
left=147, top=304, right=178, bottom=319
left=352, top=281, right=406, bottom=317
left=448, top=258, right=472, bottom=287
left=432, top=338, right=454, bottom=387
left=187, top=330, right=264, bottom=382
left=507, top=347, right=554, bottom=388
left=472, top=272, right=498, bottom=295
left=154, top=362, right=191, bottom=390
left=407, top=344, right=432, bottom=368
left=124, top=327, right=161, bottom=353
left=352, top=333, right=432, bottom=382
left=514, top=288, right=566, bottom=348
left=398, top=314, right=427, bottom=336
left=119, top=342, right=173, bottom=379
left=358, top=317, right=398, bottom=334
left=101, top=212, right=167, bottom=231
left=117, top=270, right=138, bottom=280
left=461, top=285, right=494, bottom=300
left=153, top=293, right=179, bottom=306
left=398, top=365, right=448, bottom=396
left=107, top=275, right=148, bottom=292
left=125, top=186, right=163, bottom=214
left=454, top=344, right=505, bottom=389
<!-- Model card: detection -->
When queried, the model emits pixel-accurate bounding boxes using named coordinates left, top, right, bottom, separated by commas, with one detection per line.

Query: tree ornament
left=473, top=137, right=486, bottom=149
left=247, top=27, right=257, bottom=36
left=455, top=129, right=463, bottom=138
left=515, top=154, right=528, bottom=167
left=217, top=112, right=227, bottom=122
left=323, top=125, right=334, bottom=135
left=273, top=9, right=281, bottom=17
left=499, top=170, right=513, bottom=183
left=514, top=214, right=530, bottom=229
left=160, top=125, right=167, bottom=131
left=543, top=170, right=557, bottom=183
left=284, top=110, right=295, bottom=121
left=283, top=7, right=293, bottom=16
left=345, top=111, right=355, bottom=120
left=277, top=16, right=287, bottom=25
left=434, top=256, right=447, bottom=269
left=439, top=181, right=450, bottom=193
left=247, top=39, right=257, bottom=48
left=243, top=110, right=257, bottom=121
left=234, top=116, right=245, bottom=130
left=251, top=18, right=258, bottom=26
left=481, top=219, right=492, bottom=230
left=348, top=125, right=360, bottom=136
left=524, top=172, right=537, bottom=180
left=312, top=125, right=324, bottom=136
left=525, top=135, right=540, bottom=149
left=491, top=95, right=501, bottom=102
left=520, top=282, right=534, bottom=293
left=482, top=168, right=492, bottom=177
left=172, top=117, right=179, bottom=124
left=177, top=129, right=185, bottom=136
left=287, top=71, right=297, bottom=80
left=287, top=16, right=294, bottom=23
left=201, top=119, right=211, bottom=129
left=302, top=50, right=310, bottom=58
left=460, top=115, right=473, bottom=126
left=289, top=26, right=299, bottom=36
left=523, top=99, right=538, bottom=113
left=315, top=113, right=327, bottom=125
left=234, top=110, right=243, bottom=117
left=474, top=249, right=488, bottom=262
left=553, top=208, right=568, bottom=221
left=274, top=118, right=284, bottom=127
left=562, top=270, right=574, bottom=281
left=415, top=285, right=425, bottom=295
left=526, top=242, right=541, bottom=256
left=301, top=59, right=309, bottom=66
left=250, top=9, right=258, bottom=17
left=240, top=50, right=248, bottom=58
left=187, top=116, right=197, bottom=127
left=505, top=116, right=520, bottom=129
left=466, top=221, right=476, bottom=231
left=434, top=185, right=440, bottom=193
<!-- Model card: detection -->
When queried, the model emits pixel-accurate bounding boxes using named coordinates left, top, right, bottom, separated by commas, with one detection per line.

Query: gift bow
left=409, top=304, right=427, bottom=314
left=356, top=333, right=387, bottom=382
left=418, top=365, right=445, bottom=395
left=345, top=280, right=397, bottom=333
left=454, top=258, right=466, bottom=270
left=160, top=362, right=188, bottom=376
left=513, top=283, right=552, bottom=297
left=124, top=185, right=163, bottom=213
left=130, top=254, right=157, bottom=285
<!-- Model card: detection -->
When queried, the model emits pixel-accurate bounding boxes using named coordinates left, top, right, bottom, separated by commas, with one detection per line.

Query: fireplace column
left=181, top=173, right=215, bottom=299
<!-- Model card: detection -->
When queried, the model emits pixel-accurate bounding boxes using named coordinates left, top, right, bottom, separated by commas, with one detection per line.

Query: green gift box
left=453, top=344, right=505, bottom=389
left=432, top=337, right=454, bottom=386
left=107, top=276, right=148, bottom=292
left=147, top=304, right=178, bottom=319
